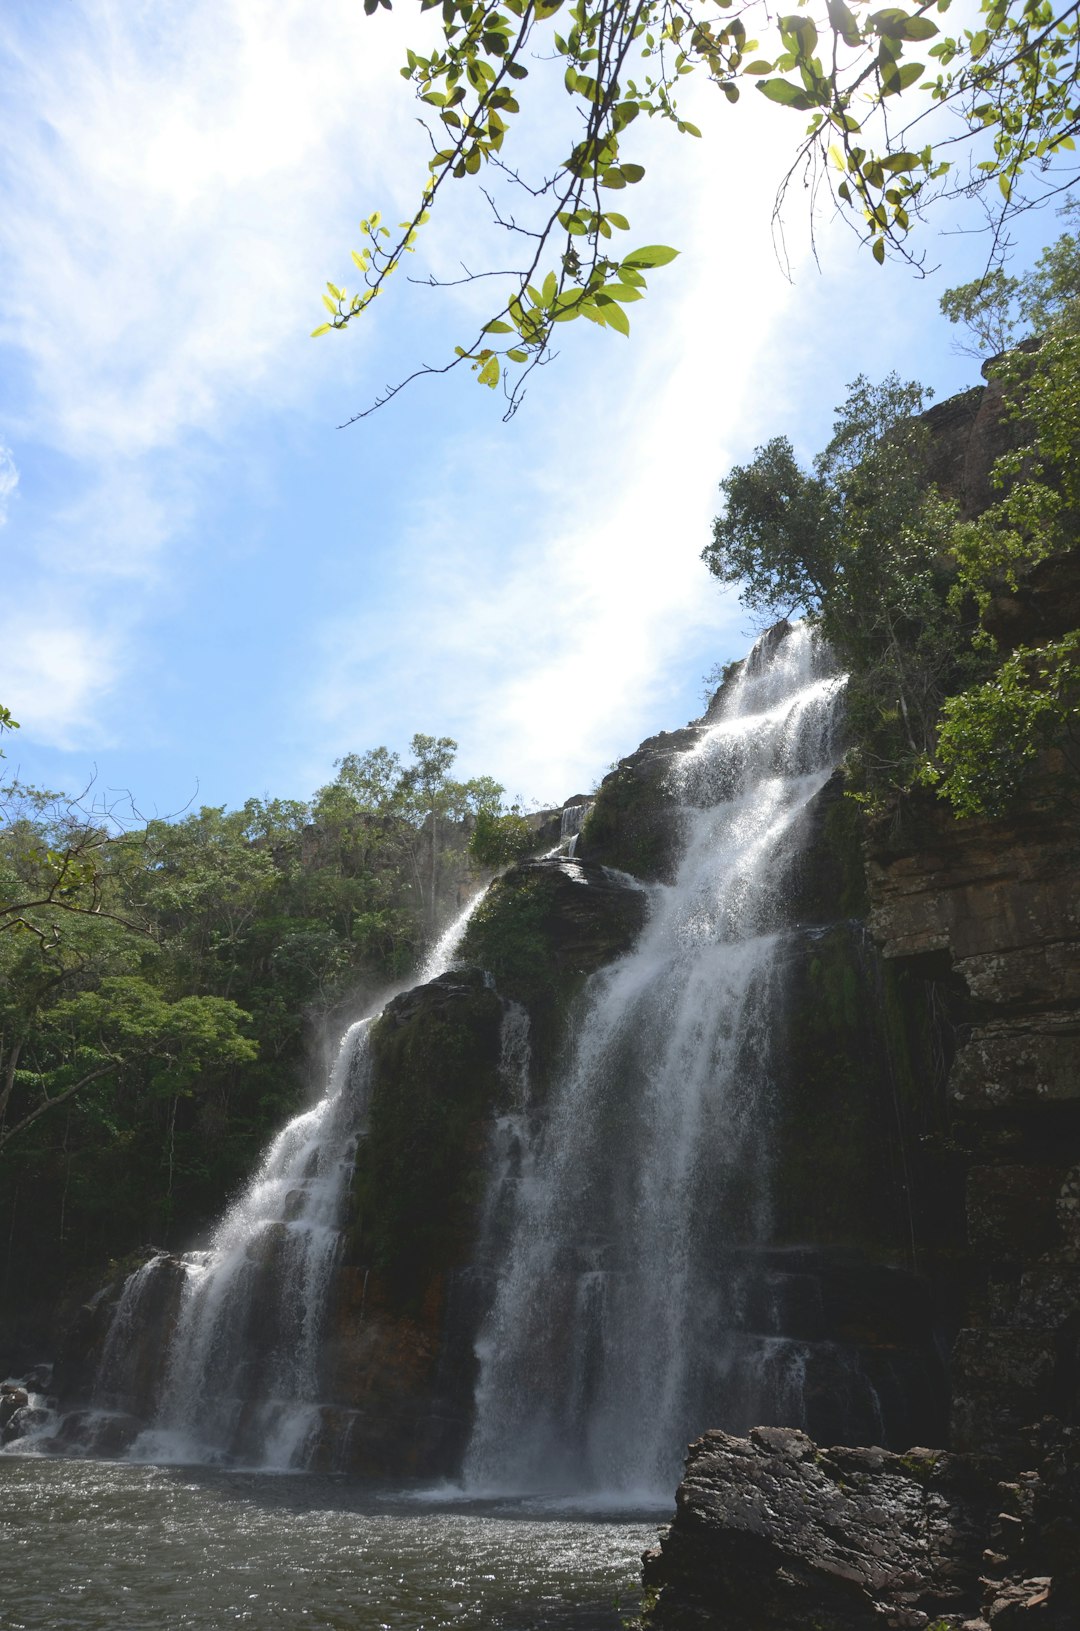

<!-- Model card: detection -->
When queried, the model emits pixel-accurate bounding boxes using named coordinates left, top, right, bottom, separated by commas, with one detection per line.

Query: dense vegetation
left=0, top=739, right=536, bottom=1321
left=704, top=215, right=1080, bottom=819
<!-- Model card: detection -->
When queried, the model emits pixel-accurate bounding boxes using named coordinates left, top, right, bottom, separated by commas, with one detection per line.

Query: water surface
left=0, top=1456, right=656, bottom=1631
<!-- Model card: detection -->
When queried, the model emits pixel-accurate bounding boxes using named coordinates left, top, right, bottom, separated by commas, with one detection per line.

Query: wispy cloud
left=1, top=608, right=124, bottom=752
left=0, top=442, right=17, bottom=524
left=301, top=89, right=819, bottom=799
left=0, top=0, right=427, bottom=745
left=0, top=1, right=422, bottom=461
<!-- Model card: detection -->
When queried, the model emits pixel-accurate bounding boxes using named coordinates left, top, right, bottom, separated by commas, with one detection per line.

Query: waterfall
left=463, top=622, right=848, bottom=1498
left=129, top=1020, right=373, bottom=1468
left=92, top=892, right=488, bottom=1470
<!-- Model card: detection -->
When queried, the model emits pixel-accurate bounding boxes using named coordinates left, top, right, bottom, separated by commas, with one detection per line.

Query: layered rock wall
left=867, top=799, right=1080, bottom=1467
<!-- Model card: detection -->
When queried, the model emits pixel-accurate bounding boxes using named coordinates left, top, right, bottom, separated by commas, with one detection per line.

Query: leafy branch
left=314, top=0, right=1080, bottom=414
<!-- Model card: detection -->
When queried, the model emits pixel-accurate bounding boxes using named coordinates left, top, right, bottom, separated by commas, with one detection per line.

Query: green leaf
left=311, top=324, right=332, bottom=337
left=620, top=162, right=646, bottom=183
left=872, top=236, right=886, bottom=263
left=826, top=0, right=862, bottom=47
left=758, top=77, right=815, bottom=109
left=595, top=297, right=631, bottom=335
left=483, top=319, right=514, bottom=333
left=779, top=14, right=818, bottom=56
left=881, top=59, right=924, bottom=93
left=478, top=354, right=500, bottom=387
left=622, top=244, right=679, bottom=269
left=895, top=15, right=939, bottom=38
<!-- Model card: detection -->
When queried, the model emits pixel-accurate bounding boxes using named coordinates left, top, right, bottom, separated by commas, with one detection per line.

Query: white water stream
left=463, top=623, right=847, bottom=1498
left=109, top=892, right=490, bottom=1470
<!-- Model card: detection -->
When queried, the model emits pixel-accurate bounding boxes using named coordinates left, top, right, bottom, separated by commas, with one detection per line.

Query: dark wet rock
left=863, top=780, right=1080, bottom=1461
left=577, top=730, right=705, bottom=882
left=643, top=1422, right=1080, bottom=1630
left=643, top=1425, right=996, bottom=1630
left=0, top=1387, right=29, bottom=1439
left=357, top=967, right=505, bottom=1300
left=462, top=855, right=647, bottom=993
left=981, top=549, right=1080, bottom=652
left=460, top=854, right=648, bottom=1083
left=51, top=1250, right=186, bottom=1423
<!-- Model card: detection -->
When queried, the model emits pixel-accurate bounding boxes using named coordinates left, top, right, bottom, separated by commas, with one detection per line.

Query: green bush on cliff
left=705, top=373, right=989, bottom=801
left=468, top=805, right=537, bottom=869
left=926, top=632, right=1080, bottom=818
left=705, top=217, right=1080, bottom=820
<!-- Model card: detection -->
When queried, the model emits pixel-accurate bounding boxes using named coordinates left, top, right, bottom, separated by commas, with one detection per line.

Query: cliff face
left=644, top=375, right=1080, bottom=1628
left=868, top=798, right=1080, bottom=1466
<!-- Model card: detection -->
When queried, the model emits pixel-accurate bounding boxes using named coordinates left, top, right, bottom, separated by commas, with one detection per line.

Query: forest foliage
left=0, top=740, right=537, bottom=1313
left=704, top=213, right=1080, bottom=818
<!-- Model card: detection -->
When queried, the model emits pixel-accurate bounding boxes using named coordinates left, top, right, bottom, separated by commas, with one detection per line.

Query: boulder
left=643, top=1422, right=1080, bottom=1630
left=643, top=1425, right=995, bottom=1630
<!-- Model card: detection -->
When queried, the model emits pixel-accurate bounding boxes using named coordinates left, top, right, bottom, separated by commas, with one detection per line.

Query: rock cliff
left=642, top=372, right=1080, bottom=1628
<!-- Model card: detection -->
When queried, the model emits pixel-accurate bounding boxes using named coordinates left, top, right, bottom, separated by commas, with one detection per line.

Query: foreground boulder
left=642, top=1423, right=1079, bottom=1630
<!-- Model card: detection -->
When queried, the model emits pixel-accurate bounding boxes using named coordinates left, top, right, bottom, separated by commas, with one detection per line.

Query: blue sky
left=0, top=0, right=1058, bottom=817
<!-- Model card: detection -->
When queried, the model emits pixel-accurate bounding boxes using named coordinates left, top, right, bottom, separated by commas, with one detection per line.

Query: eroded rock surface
left=643, top=1423, right=1080, bottom=1631
left=866, top=793, right=1080, bottom=1463
left=644, top=1425, right=995, bottom=1630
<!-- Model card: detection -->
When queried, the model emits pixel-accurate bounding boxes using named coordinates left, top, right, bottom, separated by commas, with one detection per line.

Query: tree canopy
left=705, top=214, right=1080, bottom=817
left=0, top=736, right=542, bottom=1312
left=316, top=0, right=1080, bottom=416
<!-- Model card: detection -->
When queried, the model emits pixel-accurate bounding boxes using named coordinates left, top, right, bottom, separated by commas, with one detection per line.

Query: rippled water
left=0, top=1457, right=656, bottom=1631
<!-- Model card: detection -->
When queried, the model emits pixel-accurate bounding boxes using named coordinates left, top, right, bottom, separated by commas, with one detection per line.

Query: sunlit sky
left=0, top=1, right=1058, bottom=816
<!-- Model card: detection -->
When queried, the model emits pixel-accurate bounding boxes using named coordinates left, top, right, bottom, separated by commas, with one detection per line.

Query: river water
left=0, top=1456, right=656, bottom=1631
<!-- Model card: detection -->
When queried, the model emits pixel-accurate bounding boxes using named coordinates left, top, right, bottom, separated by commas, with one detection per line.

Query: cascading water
left=78, top=891, right=489, bottom=1470
left=130, top=1019, right=374, bottom=1468
left=464, top=622, right=848, bottom=1499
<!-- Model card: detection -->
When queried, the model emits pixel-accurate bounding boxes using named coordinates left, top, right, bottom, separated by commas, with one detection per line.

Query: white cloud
left=0, top=1, right=427, bottom=461
left=0, top=0, right=914, bottom=795
left=0, top=0, right=430, bottom=746
left=300, top=88, right=822, bottom=800
left=0, top=442, right=17, bottom=524
left=0, top=612, right=123, bottom=751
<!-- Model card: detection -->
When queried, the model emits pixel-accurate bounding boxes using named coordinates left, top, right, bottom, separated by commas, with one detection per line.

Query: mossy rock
left=769, top=924, right=919, bottom=1253
left=577, top=727, right=703, bottom=883
left=460, top=856, right=648, bottom=1077
left=352, top=968, right=504, bottom=1305
left=783, top=770, right=870, bottom=924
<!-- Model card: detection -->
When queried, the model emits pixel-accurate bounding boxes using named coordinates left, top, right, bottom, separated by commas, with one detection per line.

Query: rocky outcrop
left=643, top=1422, right=1079, bottom=1630
left=866, top=795, right=1080, bottom=1465
left=313, top=967, right=523, bottom=1475
left=461, top=853, right=648, bottom=1078
left=351, top=967, right=505, bottom=1299
left=577, top=727, right=705, bottom=882
left=463, top=855, right=648, bottom=995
